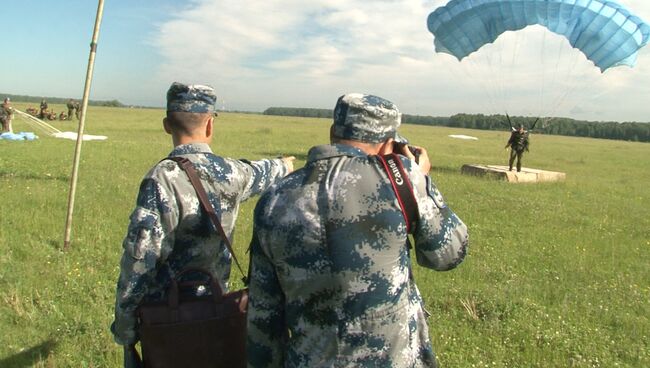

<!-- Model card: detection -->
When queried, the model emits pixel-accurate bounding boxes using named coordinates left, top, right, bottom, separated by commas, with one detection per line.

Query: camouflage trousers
left=0, top=116, right=12, bottom=132
left=509, top=149, right=524, bottom=172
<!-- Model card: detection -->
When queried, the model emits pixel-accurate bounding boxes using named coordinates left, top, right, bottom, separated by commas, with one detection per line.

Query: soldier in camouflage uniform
left=505, top=123, right=530, bottom=172
left=39, top=99, right=48, bottom=119
left=247, top=93, right=469, bottom=368
left=74, top=101, right=81, bottom=119
left=111, top=82, right=295, bottom=360
left=66, top=99, right=76, bottom=120
left=1, top=97, right=13, bottom=132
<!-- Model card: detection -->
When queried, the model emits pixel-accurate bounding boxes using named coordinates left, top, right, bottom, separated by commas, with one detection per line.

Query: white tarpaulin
left=53, top=131, right=108, bottom=141
left=448, top=134, right=479, bottom=140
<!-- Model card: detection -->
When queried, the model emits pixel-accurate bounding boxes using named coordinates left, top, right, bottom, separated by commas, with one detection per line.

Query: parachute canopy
left=0, top=131, right=39, bottom=141
left=427, top=0, right=650, bottom=72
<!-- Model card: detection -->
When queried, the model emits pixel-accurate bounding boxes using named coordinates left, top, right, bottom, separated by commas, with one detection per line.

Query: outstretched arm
left=229, top=157, right=295, bottom=202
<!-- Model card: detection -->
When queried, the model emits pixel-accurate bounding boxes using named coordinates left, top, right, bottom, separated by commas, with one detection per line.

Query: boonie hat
left=332, top=93, right=401, bottom=143
left=166, top=82, right=217, bottom=113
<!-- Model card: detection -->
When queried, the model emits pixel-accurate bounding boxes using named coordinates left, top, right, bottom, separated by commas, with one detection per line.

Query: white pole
left=64, top=0, right=105, bottom=250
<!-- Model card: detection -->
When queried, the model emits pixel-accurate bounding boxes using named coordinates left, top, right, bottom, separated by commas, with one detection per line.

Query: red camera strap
left=377, top=153, right=419, bottom=234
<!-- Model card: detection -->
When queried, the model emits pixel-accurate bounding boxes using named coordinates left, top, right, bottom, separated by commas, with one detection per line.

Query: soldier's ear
left=163, top=117, right=172, bottom=135
left=205, top=116, right=213, bottom=138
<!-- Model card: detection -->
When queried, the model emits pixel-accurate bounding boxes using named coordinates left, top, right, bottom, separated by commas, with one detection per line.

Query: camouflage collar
left=307, top=144, right=366, bottom=163
left=168, top=143, right=213, bottom=157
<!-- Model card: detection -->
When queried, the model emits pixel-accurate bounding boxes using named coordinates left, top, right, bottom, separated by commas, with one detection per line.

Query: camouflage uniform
left=67, top=100, right=76, bottom=120
left=111, top=82, right=291, bottom=346
left=506, top=128, right=529, bottom=172
left=247, top=94, right=469, bottom=368
left=74, top=101, right=81, bottom=119
left=1, top=99, right=13, bottom=132
left=39, top=100, right=48, bottom=119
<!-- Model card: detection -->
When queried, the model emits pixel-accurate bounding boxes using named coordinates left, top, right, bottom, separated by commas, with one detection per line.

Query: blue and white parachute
left=427, top=0, right=650, bottom=72
left=0, top=132, right=38, bottom=141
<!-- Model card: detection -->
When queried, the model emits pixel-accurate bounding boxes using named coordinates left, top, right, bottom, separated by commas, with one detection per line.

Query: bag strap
left=168, top=157, right=247, bottom=284
left=376, top=153, right=419, bottom=234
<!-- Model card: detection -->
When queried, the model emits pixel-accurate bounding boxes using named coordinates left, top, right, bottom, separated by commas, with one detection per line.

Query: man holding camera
left=111, top=82, right=294, bottom=365
left=247, top=93, right=468, bottom=367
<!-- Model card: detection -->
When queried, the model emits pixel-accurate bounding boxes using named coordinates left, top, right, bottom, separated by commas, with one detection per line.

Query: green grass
left=1, top=105, right=648, bottom=367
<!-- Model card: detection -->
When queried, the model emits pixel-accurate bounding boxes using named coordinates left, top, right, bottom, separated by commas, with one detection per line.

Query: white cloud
left=152, top=0, right=650, bottom=121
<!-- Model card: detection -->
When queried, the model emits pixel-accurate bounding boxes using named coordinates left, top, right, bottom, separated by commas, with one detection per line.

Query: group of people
left=111, top=82, right=469, bottom=367
left=28, top=99, right=81, bottom=121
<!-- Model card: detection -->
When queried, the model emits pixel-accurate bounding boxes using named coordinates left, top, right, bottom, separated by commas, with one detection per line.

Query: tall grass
left=0, top=105, right=648, bottom=367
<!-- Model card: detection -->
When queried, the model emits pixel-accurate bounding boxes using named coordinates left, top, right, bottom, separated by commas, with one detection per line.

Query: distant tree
left=261, top=106, right=648, bottom=143
left=0, top=92, right=125, bottom=108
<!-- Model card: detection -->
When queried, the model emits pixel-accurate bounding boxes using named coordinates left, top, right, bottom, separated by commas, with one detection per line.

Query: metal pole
left=63, top=0, right=105, bottom=250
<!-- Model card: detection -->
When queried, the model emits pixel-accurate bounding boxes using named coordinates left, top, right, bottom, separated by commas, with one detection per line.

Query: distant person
left=66, top=99, right=76, bottom=120
left=39, top=99, right=48, bottom=119
left=47, top=110, right=57, bottom=121
left=74, top=100, right=81, bottom=119
left=111, top=82, right=295, bottom=365
left=26, top=106, right=38, bottom=116
left=505, top=123, right=530, bottom=172
left=1, top=97, right=14, bottom=132
left=247, top=93, right=469, bottom=367
left=59, top=112, right=67, bottom=121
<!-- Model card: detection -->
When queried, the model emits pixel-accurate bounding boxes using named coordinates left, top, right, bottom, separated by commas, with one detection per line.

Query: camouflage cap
left=332, top=93, right=401, bottom=143
left=166, top=82, right=216, bottom=113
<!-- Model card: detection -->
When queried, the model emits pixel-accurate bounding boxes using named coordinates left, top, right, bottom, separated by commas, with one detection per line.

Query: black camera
left=393, top=135, right=421, bottom=163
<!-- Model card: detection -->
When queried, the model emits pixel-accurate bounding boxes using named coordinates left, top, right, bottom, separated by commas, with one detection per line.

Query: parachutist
left=505, top=123, right=529, bottom=172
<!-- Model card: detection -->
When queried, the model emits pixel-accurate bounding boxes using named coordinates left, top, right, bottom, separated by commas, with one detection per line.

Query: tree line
left=263, top=107, right=650, bottom=143
left=1, top=92, right=124, bottom=107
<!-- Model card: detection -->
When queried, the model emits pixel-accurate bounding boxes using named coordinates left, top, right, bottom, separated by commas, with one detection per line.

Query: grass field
left=1, top=104, right=648, bottom=367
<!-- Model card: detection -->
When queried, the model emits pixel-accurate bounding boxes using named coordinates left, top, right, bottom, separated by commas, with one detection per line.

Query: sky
left=1, top=0, right=649, bottom=122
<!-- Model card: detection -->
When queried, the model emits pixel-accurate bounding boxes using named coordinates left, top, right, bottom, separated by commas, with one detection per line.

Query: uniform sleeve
left=408, top=162, right=468, bottom=271
left=230, top=158, right=290, bottom=202
left=247, top=226, right=286, bottom=368
left=506, top=132, right=514, bottom=147
left=111, top=177, right=177, bottom=345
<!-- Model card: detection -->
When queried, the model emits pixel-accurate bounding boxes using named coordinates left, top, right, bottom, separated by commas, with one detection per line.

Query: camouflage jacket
left=112, top=142, right=290, bottom=345
left=507, top=130, right=529, bottom=152
left=247, top=144, right=468, bottom=368
left=1, top=102, right=13, bottom=117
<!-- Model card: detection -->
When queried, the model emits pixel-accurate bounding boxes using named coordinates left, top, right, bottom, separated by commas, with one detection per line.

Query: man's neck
left=332, top=139, right=383, bottom=155
left=173, top=136, right=211, bottom=147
